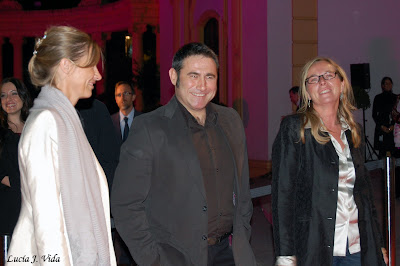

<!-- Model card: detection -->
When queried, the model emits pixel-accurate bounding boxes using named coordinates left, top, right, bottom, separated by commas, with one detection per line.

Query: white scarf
left=31, top=85, right=110, bottom=265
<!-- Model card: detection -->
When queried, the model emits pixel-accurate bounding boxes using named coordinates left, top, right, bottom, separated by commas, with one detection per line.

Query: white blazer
left=6, top=109, right=116, bottom=266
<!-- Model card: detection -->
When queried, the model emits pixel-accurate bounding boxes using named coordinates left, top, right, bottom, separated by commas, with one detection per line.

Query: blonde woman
left=272, top=57, right=387, bottom=266
left=7, top=26, right=116, bottom=265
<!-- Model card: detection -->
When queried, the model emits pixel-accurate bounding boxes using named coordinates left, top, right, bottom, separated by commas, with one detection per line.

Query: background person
left=289, top=86, right=300, bottom=114
left=372, top=76, right=397, bottom=158
left=272, top=57, right=387, bottom=266
left=111, top=81, right=142, bottom=144
left=7, top=26, right=116, bottom=265
left=76, top=97, right=120, bottom=191
left=0, top=78, right=32, bottom=245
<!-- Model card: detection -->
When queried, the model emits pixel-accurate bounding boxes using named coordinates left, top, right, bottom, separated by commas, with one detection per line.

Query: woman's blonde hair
left=298, top=57, right=361, bottom=148
left=28, top=26, right=101, bottom=87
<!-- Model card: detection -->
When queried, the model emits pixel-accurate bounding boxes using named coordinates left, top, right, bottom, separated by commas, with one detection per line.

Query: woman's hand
left=381, top=248, right=388, bottom=265
left=1, top=176, right=10, bottom=187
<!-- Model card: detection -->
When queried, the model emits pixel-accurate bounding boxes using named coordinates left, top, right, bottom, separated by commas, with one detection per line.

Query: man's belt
left=207, top=231, right=232, bottom=246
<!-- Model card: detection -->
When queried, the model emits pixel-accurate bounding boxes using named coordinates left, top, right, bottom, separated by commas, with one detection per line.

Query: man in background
left=76, top=97, right=120, bottom=191
left=111, top=81, right=142, bottom=144
left=289, top=86, right=300, bottom=114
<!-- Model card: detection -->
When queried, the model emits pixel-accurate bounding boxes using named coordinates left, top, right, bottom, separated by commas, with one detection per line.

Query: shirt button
left=216, top=168, right=219, bottom=172
left=327, top=217, right=333, bottom=220
left=202, top=235, right=207, bottom=240
left=203, top=206, right=207, bottom=211
left=330, top=188, right=335, bottom=192
left=327, top=245, right=331, bottom=248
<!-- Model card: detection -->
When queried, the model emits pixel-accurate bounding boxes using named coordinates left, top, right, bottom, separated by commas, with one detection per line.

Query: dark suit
left=77, top=98, right=120, bottom=191
left=111, top=108, right=142, bottom=144
left=272, top=114, right=385, bottom=266
left=111, top=96, right=256, bottom=266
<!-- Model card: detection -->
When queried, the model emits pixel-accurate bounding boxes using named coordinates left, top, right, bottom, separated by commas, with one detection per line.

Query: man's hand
left=1, top=176, right=10, bottom=187
left=382, top=248, right=388, bottom=265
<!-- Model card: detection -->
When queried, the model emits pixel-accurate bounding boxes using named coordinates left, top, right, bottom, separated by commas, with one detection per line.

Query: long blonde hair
left=28, top=26, right=101, bottom=88
left=298, top=57, right=361, bottom=148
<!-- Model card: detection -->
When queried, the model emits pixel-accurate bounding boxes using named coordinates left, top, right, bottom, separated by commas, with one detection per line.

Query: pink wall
left=267, top=1, right=292, bottom=159
left=318, top=1, right=400, bottom=159
left=242, top=0, right=269, bottom=160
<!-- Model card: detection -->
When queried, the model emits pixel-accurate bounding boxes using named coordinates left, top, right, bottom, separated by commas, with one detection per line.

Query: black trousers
left=207, top=237, right=235, bottom=266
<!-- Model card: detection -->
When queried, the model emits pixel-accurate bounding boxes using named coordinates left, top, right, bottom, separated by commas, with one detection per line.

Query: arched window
left=204, top=18, right=219, bottom=56
left=198, top=11, right=227, bottom=105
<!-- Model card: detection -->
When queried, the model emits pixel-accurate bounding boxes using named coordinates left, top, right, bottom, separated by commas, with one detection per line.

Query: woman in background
left=7, top=26, right=116, bottom=265
left=272, top=57, right=387, bottom=265
left=0, top=78, right=31, bottom=242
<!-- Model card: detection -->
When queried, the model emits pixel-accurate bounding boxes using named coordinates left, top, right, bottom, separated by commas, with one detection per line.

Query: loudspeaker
left=350, top=63, right=370, bottom=90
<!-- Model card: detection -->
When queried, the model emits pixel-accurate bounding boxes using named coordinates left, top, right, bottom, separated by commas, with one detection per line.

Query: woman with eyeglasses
left=0, top=78, right=32, bottom=248
left=7, top=26, right=116, bottom=265
left=272, top=57, right=387, bottom=266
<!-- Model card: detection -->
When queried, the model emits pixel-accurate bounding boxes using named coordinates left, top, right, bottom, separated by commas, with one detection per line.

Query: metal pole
left=1, top=235, right=10, bottom=266
left=384, top=153, right=396, bottom=266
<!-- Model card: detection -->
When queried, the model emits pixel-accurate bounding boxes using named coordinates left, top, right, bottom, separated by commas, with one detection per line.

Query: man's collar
left=119, top=108, right=135, bottom=121
left=176, top=99, right=218, bottom=127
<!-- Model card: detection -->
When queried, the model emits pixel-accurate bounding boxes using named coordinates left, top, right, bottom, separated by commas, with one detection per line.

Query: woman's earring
left=340, top=92, right=343, bottom=100
left=308, top=99, right=311, bottom=108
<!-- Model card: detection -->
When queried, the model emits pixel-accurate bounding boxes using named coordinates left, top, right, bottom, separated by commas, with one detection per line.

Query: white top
left=328, top=122, right=361, bottom=256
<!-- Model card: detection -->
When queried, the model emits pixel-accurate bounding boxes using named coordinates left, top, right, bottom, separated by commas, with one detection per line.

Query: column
left=0, top=37, right=4, bottom=82
left=9, top=36, right=23, bottom=79
left=131, top=23, right=146, bottom=70
left=231, top=0, right=243, bottom=117
left=171, top=0, right=182, bottom=53
left=292, top=0, right=318, bottom=85
left=130, top=24, right=146, bottom=112
left=155, top=25, right=160, bottom=65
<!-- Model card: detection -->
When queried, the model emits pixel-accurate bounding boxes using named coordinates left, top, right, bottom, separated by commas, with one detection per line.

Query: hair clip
left=33, top=33, right=47, bottom=56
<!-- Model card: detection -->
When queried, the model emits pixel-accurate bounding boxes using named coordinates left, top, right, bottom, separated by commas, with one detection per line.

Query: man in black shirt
left=111, top=43, right=256, bottom=266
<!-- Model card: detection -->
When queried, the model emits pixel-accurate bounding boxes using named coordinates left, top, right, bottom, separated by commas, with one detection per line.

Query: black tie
left=123, top=117, right=129, bottom=142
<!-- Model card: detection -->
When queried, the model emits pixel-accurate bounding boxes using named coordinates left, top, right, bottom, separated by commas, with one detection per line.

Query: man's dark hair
left=289, top=86, right=299, bottom=94
left=171, top=42, right=219, bottom=87
left=115, top=81, right=135, bottom=95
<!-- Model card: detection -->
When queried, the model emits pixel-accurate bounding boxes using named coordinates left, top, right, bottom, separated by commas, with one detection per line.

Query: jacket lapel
left=164, top=96, right=207, bottom=200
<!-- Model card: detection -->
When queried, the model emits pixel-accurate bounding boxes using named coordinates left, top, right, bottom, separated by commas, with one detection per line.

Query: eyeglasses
left=305, top=72, right=337, bottom=85
left=115, top=91, right=133, bottom=97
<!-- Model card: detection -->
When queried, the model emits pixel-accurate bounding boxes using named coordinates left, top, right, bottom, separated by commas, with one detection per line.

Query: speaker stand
left=363, top=108, right=379, bottom=161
